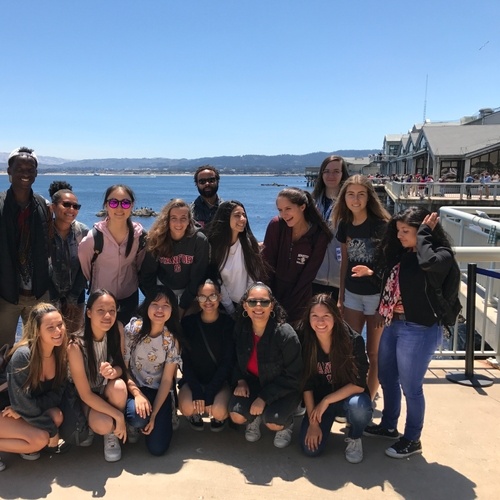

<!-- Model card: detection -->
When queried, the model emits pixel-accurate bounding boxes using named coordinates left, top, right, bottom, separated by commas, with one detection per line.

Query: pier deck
left=1, top=360, right=498, bottom=500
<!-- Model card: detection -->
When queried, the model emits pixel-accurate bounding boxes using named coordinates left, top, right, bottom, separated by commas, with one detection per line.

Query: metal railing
left=435, top=207, right=500, bottom=361
left=386, top=181, right=500, bottom=201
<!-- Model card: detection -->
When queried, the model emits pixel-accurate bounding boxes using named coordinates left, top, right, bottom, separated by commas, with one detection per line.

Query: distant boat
left=93, top=172, right=100, bottom=176
left=261, top=182, right=287, bottom=187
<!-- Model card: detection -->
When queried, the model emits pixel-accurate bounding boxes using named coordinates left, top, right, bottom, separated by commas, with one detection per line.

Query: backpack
left=426, top=254, right=462, bottom=329
left=88, top=227, right=147, bottom=290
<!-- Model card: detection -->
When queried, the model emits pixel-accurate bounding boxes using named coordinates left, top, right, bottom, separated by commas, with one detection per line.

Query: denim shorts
left=344, top=289, right=380, bottom=315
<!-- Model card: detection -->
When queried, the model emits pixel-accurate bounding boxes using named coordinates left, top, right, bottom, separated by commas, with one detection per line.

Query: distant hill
left=0, top=150, right=379, bottom=174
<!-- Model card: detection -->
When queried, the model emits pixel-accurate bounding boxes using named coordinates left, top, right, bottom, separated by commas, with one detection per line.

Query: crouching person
left=299, top=294, right=372, bottom=463
left=67, top=290, right=128, bottom=462
left=0, top=304, right=69, bottom=470
left=229, top=282, right=302, bottom=448
left=124, top=287, right=183, bottom=456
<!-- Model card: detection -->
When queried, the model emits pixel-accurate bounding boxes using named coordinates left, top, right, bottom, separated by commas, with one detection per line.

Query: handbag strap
left=197, top=318, right=218, bottom=367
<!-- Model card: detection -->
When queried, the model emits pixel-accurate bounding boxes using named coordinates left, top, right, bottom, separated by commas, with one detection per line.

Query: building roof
left=384, top=134, right=403, bottom=142
left=422, top=124, right=500, bottom=157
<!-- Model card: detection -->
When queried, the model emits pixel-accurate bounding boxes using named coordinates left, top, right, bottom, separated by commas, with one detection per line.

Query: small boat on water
left=261, top=182, right=287, bottom=187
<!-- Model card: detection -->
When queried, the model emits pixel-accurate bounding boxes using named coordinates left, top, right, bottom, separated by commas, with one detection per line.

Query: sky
left=1, top=0, right=499, bottom=161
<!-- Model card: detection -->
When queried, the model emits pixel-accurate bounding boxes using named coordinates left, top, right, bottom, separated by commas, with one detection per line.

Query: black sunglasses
left=197, top=177, right=217, bottom=185
left=245, top=299, right=272, bottom=308
left=61, top=201, right=82, bottom=210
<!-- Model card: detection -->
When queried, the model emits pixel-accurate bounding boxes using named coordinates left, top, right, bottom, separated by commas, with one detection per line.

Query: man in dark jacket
left=0, top=147, right=52, bottom=347
left=190, top=165, right=223, bottom=229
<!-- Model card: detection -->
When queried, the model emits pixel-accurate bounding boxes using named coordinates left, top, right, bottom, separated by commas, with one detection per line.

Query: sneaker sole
left=20, top=453, right=40, bottom=461
left=385, top=448, right=422, bottom=459
left=245, top=433, right=261, bottom=443
left=273, top=439, right=291, bottom=449
left=104, top=454, right=122, bottom=462
left=210, top=424, right=226, bottom=433
left=363, top=430, right=400, bottom=439
left=190, top=424, right=204, bottom=432
left=345, top=455, right=363, bottom=464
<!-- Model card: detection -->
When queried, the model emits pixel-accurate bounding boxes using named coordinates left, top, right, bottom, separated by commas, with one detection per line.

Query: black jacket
left=233, top=319, right=302, bottom=405
left=0, top=189, right=51, bottom=303
left=380, top=224, right=454, bottom=326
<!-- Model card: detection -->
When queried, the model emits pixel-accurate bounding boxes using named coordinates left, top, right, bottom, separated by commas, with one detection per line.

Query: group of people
left=0, top=148, right=458, bottom=471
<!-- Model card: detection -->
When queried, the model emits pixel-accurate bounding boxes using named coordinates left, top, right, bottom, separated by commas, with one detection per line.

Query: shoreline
left=0, top=172, right=304, bottom=177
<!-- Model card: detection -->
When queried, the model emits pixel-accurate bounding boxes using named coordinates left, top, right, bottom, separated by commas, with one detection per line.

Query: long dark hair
left=131, top=286, right=184, bottom=350
left=103, top=184, right=136, bottom=258
left=312, top=155, right=350, bottom=201
left=207, top=200, right=268, bottom=283
left=277, top=187, right=332, bottom=241
left=80, top=289, right=127, bottom=384
left=377, top=206, right=454, bottom=270
left=299, top=294, right=359, bottom=391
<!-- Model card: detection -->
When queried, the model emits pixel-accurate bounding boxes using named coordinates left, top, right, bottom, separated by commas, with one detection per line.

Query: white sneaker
left=0, top=457, right=5, bottom=472
left=20, top=452, right=40, bottom=461
left=345, top=437, right=363, bottom=464
left=245, top=415, right=262, bottom=442
left=274, top=422, right=293, bottom=448
left=78, top=429, right=95, bottom=447
left=103, top=433, right=121, bottom=462
left=293, top=403, right=306, bottom=417
left=127, top=424, right=140, bottom=444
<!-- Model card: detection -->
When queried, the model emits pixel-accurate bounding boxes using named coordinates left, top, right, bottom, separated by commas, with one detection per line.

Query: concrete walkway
left=1, top=360, right=498, bottom=500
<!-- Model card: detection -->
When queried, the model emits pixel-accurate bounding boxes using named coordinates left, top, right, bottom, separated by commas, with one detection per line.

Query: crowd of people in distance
left=0, top=148, right=460, bottom=471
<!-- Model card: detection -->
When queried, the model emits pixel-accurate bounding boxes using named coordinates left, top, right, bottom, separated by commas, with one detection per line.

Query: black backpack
left=88, top=227, right=147, bottom=290
left=426, top=253, right=462, bottom=328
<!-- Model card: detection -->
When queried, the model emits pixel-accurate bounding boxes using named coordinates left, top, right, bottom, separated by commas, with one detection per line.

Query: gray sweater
left=7, top=346, right=65, bottom=437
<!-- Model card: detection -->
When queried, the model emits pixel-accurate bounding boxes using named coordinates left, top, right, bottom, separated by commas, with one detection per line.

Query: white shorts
left=344, top=289, right=380, bottom=316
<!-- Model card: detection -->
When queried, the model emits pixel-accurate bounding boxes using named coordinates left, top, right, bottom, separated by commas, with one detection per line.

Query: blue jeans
left=125, top=386, right=172, bottom=456
left=299, top=393, right=372, bottom=457
left=378, top=320, right=442, bottom=441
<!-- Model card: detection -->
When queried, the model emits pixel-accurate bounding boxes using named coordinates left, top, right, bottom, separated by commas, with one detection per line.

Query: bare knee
left=230, top=412, right=246, bottom=425
left=89, top=411, right=114, bottom=435
left=105, top=379, right=128, bottom=408
left=211, top=404, right=228, bottom=421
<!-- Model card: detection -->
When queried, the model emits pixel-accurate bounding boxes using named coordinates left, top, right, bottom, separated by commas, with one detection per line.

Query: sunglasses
left=197, top=293, right=219, bottom=303
left=60, top=201, right=81, bottom=210
left=245, top=299, right=272, bottom=308
left=197, top=177, right=217, bottom=186
left=107, top=198, right=132, bottom=209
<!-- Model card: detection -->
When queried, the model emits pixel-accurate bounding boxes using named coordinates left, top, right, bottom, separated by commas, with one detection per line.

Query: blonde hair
left=11, top=303, right=68, bottom=392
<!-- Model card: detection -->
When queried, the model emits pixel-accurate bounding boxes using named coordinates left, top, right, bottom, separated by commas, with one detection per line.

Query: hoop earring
left=242, top=310, right=249, bottom=318
left=270, top=311, right=275, bottom=318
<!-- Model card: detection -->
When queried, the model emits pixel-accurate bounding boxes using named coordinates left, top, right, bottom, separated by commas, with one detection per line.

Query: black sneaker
left=363, top=423, right=400, bottom=439
left=385, top=437, right=422, bottom=459
left=210, top=418, right=227, bottom=433
left=188, top=414, right=204, bottom=431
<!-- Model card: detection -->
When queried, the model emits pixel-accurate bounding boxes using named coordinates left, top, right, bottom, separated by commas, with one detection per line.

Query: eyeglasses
left=197, top=293, right=219, bottom=303
left=245, top=299, right=272, bottom=308
left=107, top=198, right=132, bottom=209
left=197, top=177, right=217, bottom=186
left=61, top=201, right=82, bottom=210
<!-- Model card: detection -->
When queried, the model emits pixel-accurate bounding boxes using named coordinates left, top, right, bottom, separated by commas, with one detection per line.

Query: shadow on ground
left=0, top=416, right=477, bottom=500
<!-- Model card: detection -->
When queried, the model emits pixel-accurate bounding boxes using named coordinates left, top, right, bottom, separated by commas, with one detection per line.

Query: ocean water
left=0, top=174, right=308, bottom=241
